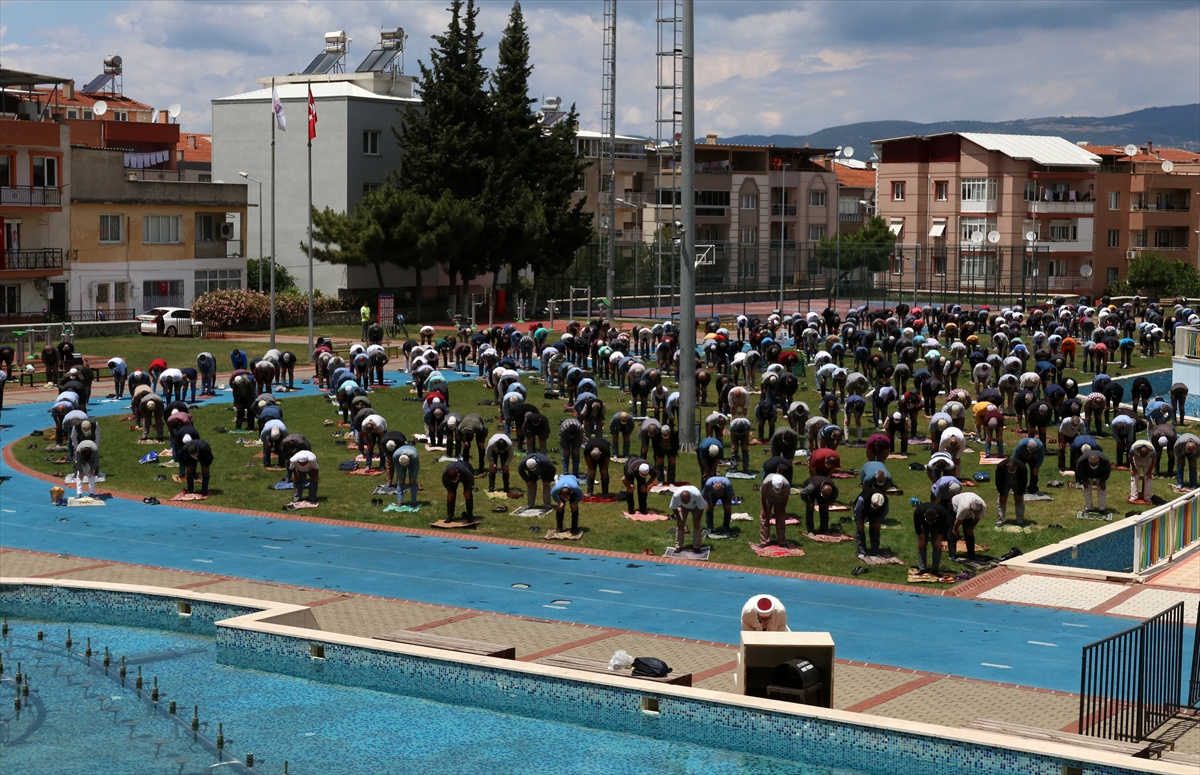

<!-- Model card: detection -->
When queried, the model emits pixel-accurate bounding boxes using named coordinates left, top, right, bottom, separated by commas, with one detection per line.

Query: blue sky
left=3, top=0, right=1198, bottom=136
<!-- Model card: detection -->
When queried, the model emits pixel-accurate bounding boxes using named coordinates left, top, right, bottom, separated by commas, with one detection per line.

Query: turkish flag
left=308, top=86, right=317, bottom=141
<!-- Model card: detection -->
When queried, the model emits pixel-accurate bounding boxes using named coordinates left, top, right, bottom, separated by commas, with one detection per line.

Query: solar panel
left=356, top=48, right=398, bottom=73
left=80, top=73, right=113, bottom=94
left=302, top=51, right=340, bottom=75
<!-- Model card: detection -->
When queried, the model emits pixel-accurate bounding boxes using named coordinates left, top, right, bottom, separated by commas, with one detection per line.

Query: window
left=99, top=214, right=122, bottom=243
left=959, top=217, right=995, bottom=242
left=839, top=197, right=859, bottom=217
left=934, top=252, right=947, bottom=276
left=112, top=111, right=128, bottom=121
left=1049, top=221, right=1077, bottom=241
left=1107, top=229, right=1120, bottom=248
left=889, top=218, right=904, bottom=237
left=1155, top=229, right=1174, bottom=248
left=83, top=109, right=93, bottom=120
left=739, top=228, right=757, bottom=244
left=891, top=253, right=903, bottom=274
left=1108, top=191, right=1120, bottom=210
left=1134, top=230, right=1147, bottom=248
left=892, top=181, right=905, bottom=201
left=961, top=178, right=998, bottom=203
left=1047, top=260, right=1066, bottom=277
left=194, top=269, right=242, bottom=295
left=363, top=130, right=380, bottom=155
left=809, top=190, right=826, bottom=207
left=959, top=251, right=995, bottom=277
left=32, top=156, right=58, bottom=187
left=0, top=155, right=9, bottom=186
left=143, top=279, right=184, bottom=300
left=195, top=215, right=216, bottom=242
left=1023, top=182, right=1037, bottom=201
left=143, top=215, right=181, bottom=244
left=198, top=174, right=212, bottom=183
left=95, top=283, right=109, bottom=304
left=0, top=285, right=19, bottom=315
left=807, top=225, right=825, bottom=241
left=739, top=194, right=757, bottom=210
left=695, top=189, right=730, bottom=216
left=363, top=182, right=379, bottom=194
left=1107, top=267, right=1119, bottom=285
left=114, top=282, right=126, bottom=304
left=935, top=181, right=948, bottom=201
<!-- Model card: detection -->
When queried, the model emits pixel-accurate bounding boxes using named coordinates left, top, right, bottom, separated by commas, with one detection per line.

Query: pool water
left=0, top=619, right=857, bottom=775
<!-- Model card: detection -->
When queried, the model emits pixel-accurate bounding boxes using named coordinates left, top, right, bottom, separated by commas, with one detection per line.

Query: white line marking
left=263, top=545, right=282, bottom=550
left=193, top=559, right=213, bottom=563
left=542, top=604, right=567, bottom=610
left=1062, top=623, right=1088, bottom=628
left=1, top=509, right=14, bottom=513
left=980, top=662, right=1012, bottom=669
left=655, top=573, right=676, bottom=577
left=1028, top=641, right=1058, bottom=647
left=598, top=589, right=622, bottom=594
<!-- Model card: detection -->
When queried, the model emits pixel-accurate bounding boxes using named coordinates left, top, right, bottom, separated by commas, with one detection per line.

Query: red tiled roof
left=833, top=164, right=876, bottom=188
left=176, top=133, right=212, bottom=164
left=1078, top=144, right=1199, bottom=164
left=30, top=86, right=153, bottom=112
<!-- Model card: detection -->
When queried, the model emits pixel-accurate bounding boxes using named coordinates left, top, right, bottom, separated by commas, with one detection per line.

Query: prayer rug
left=345, top=468, right=383, bottom=476
left=979, top=454, right=1006, bottom=465
left=373, top=484, right=397, bottom=495
left=430, top=517, right=482, bottom=529
left=861, top=552, right=904, bottom=566
left=581, top=495, right=618, bottom=503
left=284, top=500, right=318, bottom=510
left=887, top=454, right=908, bottom=460
left=622, top=510, right=668, bottom=521
left=383, top=503, right=423, bottom=514
left=487, top=490, right=524, bottom=499
left=67, top=497, right=105, bottom=507
left=1127, top=497, right=1153, bottom=505
left=172, top=492, right=208, bottom=501
left=727, top=472, right=757, bottom=479
left=907, top=569, right=955, bottom=583
left=749, top=542, right=805, bottom=558
left=1023, top=491, right=1053, bottom=501
left=136, top=439, right=162, bottom=445
left=664, top=546, right=710, bottom=560
left=939, top=540, right=989, bottom=553
left=731, top=512, right=753, bottom=521
left=804, top=532, right=854, bottom=543
left=545, top=530, right=583, bottom=541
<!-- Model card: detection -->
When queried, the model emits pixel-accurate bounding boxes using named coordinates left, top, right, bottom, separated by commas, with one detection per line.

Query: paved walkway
left=12, top=546, right=1194, bottom=753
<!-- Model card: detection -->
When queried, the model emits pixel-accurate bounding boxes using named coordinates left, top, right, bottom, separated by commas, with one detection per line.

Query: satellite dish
left=1080, top=265, right=1093, bottom=278
left=167, top=103, right=182, bottom=119
left=971, top=231, right=984, bottom=245
left=1024, top=230, right=1037, bottom=242
left=1123, top=144, right=1138, bottom=157
left=842, top=146, right=854, bottom=159
left=1162, top=160, right=1175, bottom=173
left=93, top=100, right=108, bottom=116
left=987, top=230, right=1001, bottom=244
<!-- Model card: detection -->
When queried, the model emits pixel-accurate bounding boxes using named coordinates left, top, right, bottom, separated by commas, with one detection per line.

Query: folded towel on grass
left=512, top=506, right=553, bottom=517
left=749, top=541, right=804, bottom=558
left=623, top=510, right=668, bottom=521
left=545, top=530, right=582, bottom=541
left=383, top=503, right=422, bottom=514
left=804, top=532, right=854, bottom=543
left=861, top=552, right=904, bottom=566
left=172, top=492, right=208, bottom=501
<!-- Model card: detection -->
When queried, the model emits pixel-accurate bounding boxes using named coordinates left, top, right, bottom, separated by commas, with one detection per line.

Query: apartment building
left=874, top=133, right=1102, bottom=298
left=1084, top=143, right=1200, bottom=291
left=572, top=129, right=649, bottom=242
left=69, top=146, right=248, bottom=315
left=820, top=159, right=877, bottom=234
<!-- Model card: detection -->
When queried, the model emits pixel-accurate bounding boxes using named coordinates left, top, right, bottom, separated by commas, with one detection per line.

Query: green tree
left=815, top=216, right=896, bottom=274
left=1123, top=251, right=1200, bottom=298
left=395, top=0, right=491, bottom=313
left=245, top=258, right=297, bottom=293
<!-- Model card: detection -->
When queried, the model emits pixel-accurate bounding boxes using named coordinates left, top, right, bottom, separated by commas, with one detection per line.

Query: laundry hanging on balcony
left=124, top=150, right=171, bottom=169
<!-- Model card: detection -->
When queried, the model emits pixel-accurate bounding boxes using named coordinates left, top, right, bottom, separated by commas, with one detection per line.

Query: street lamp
left=832, top=146, right=853, bottom=307
left=238, top=172, right=263, bottom=294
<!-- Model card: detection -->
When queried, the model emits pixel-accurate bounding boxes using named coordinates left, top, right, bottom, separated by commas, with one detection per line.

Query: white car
left=138, top=307, right=195, bottom=337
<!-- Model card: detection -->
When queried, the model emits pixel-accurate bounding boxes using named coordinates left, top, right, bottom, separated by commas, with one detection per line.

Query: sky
left=2, top=0, right=1198, bottom=138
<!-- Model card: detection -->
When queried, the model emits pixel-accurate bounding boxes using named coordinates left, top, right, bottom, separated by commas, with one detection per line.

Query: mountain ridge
left=719, top=104, right=1200, bottom=154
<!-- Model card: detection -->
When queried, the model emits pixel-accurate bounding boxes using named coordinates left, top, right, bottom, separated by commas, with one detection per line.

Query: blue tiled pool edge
left=0, top=581, right=1169, bottom=775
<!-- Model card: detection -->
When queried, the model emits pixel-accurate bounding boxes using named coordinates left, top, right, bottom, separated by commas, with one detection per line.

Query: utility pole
left=601, top=0, right=617, bottom=325
left=678, top=0, right=696, bottom=452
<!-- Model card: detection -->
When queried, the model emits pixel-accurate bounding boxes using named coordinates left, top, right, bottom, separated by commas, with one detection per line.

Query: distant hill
left=722, top=104, right=1200, bottom=155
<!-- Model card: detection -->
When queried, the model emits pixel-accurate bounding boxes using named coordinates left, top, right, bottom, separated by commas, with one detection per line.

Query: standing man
left=360, top=300, right=372, bottom=342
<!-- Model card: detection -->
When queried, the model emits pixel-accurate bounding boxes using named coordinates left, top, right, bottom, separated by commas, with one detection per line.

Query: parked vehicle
left=138, top=307, right=194, bottom=337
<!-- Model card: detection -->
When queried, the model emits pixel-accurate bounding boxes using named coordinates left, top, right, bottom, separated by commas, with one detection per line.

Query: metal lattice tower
left=599, top=0, right=617, bottom=322
left=655, top=0, right=683, bottom=315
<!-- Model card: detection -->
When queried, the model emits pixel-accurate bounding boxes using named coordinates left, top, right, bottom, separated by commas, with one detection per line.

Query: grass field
left=15, top=328, right=1192, bottom=587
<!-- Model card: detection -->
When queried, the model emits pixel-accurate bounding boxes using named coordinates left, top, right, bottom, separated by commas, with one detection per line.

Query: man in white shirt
left=741, top=594, right=789, bottom=632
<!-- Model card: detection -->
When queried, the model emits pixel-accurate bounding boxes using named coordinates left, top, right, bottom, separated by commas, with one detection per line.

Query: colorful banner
left=377, top=293, right=394, bottom=327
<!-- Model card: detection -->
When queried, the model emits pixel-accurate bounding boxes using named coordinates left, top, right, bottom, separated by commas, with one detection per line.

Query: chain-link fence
left=533, top=240, right=1093, bottom=320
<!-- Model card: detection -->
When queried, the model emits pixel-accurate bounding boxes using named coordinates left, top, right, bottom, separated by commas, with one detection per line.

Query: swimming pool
left=0, top=581, right=1175, bottom=775
left=0, top=619, right=810, bottom=775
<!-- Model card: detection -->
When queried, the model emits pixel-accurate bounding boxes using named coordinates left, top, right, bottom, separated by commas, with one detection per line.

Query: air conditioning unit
left=219, top=221, right=236, bottom=240
left=1126, top=250, right=1137, bottom=260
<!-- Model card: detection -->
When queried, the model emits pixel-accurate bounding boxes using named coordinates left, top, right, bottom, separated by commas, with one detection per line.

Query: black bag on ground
left=632, top=657, right=671, bottom=678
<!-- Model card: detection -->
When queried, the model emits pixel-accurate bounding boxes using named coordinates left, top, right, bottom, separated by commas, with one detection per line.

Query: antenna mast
left=600, top=0, right=617, bottom=324
left=655, top=0, right=683, bottom=317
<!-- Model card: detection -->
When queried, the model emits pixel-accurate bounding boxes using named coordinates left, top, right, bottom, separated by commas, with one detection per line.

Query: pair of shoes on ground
left=142, top=497, right=160, bottom=505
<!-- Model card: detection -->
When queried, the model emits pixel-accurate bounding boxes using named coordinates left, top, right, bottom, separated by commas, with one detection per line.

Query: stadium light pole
left=239, top=172, right=263, bottom=295
left=678, top=0, right=697, bottom=452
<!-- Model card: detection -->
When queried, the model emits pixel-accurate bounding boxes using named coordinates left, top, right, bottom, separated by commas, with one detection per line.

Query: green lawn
left=16, top=342, right=1192, bottom=586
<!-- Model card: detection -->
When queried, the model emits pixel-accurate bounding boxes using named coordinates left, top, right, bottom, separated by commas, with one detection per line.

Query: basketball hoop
left=695, top=244, right=716, bottom=268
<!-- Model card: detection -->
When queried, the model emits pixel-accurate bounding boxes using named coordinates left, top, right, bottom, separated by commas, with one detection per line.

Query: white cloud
left=1, top=0, right=1195, bottom=139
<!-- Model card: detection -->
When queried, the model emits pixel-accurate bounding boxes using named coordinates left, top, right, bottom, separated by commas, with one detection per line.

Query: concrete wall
left=212, top=89, right=416, bottom=298
left=0, top=319, right=139, bottom=345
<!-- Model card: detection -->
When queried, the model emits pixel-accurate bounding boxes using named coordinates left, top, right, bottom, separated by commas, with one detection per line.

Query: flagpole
left=307, top=82, right=314, bottom=358
left=269, top=77, right=277, bottom=350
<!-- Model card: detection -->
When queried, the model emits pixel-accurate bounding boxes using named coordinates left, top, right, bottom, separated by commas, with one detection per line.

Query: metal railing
left=194, top=239, right=243, bottom=258
left=1079, top=602, right=1184, bottom=742
left=1132, top=486, right=1200, bottom=573
left=141, top=295, right=184, bottom=310
left=0, top=185, right=62, bottom=206
left=1190, top=604, right=1200, bottom=710
left=1132, top=202, right=1191, bottom=212
left=126, top=168, right=181, bottom=182
left=66, top=308, right=137, bottom=322
left=770, top=204, right=797, bottom=216
left=0, top=248, right=65, bottom=270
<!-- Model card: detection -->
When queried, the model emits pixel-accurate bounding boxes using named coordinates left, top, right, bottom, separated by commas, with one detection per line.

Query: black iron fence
left=539, top=240, right=1084, bottom=321
left=1079, top=602, right=1184, bottom=742
left=0, top=248, right=64, bottom=271
left=1189, top=603, right=1200, bottom=710
left=65, top=309, right=137, bottom=322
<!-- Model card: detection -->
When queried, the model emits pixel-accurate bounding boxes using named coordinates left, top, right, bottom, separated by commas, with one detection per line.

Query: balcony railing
left=195, top=239, right=243, bottom=258
left=1, top=186, right=62, bottom=206
left=0, top=248, right=64, bottom=271
left=142, top=295, right=184, bottom=310
left=770, top=204, right=797, bottom=216
left=1027, top=201, right=1095, bottom=214
left=1132, top=203, right=1191, bottom=212
left=839, top=212, right=863, bottom=222
left=126, top=168, right=182, bottom=182
left=961, top=200, right=997, bottom=214
left=66, top=308, right=137, bottom=322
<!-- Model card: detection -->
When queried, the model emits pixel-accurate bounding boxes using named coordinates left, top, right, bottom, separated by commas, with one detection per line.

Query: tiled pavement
left=1150, top=552, right=1200, bottom=590
left=976, top=574, right=1129, bottom=610
left=1107, top=587, right=1200, bottom=625
left=2, top=546, right=1197, bottom=755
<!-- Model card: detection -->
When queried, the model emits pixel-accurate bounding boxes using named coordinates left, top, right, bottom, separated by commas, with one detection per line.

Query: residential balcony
left=1131, top=202, right=1190, bottom=212
left=195, top=239, right=242, bottom=259
left=126, top=168, right=182, bottom=182
left=0, top=247, right=64, bottom=271
left=1043, top=236, right=1094, bottom=253
left=1027, top=201, right=1095, bottom=214
left=770, top=204, right=797, bottom=216
left=839, top=212, right=863, bottom=222
left=1, top=186, right=62, bottom=207
left=961, top=200, right=997, bottom=214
